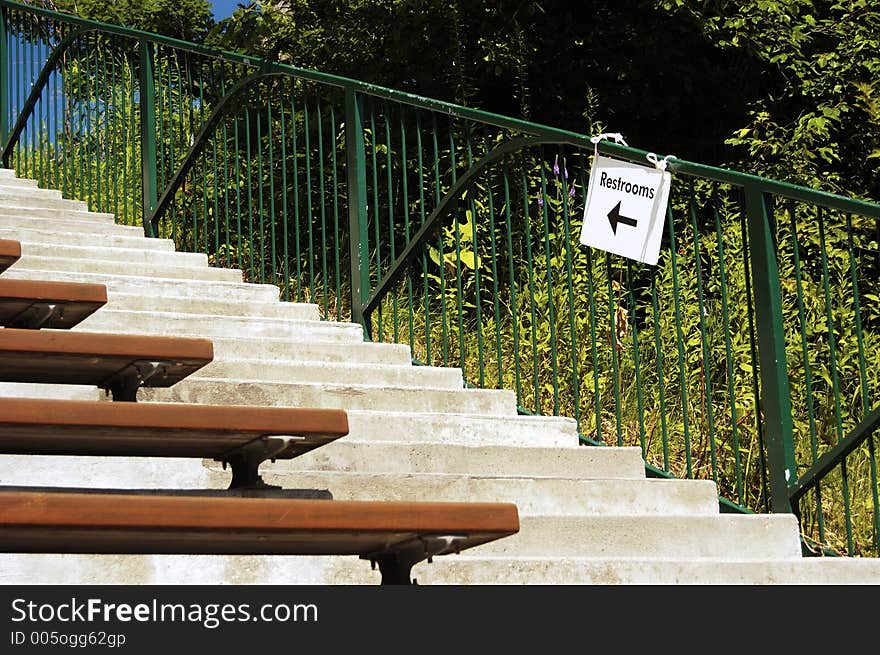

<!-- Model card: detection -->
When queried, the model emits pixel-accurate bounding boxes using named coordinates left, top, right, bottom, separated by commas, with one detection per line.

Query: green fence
left=2, top=0, right=878, bottom=557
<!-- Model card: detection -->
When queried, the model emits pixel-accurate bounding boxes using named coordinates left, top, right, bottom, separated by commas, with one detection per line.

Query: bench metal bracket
left=217, top=436, right=305, bottom=490
left=103, top=360, right=169, bottom=401
left=363, top=534, right=469, bottom=585
left=9, top=302, right=59, bottom=329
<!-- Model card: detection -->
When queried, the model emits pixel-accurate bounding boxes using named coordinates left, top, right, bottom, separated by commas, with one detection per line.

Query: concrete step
left=103, top=292, right=320, bottom=321
left=195, top=359, right=464, bottom=388
left=208, top=337, right=412, bottom=365
left=2, top=267, right=281, bottom=302
left=410, top=556, right=880, bottom=585
left=210, top=467, right=720, bottom=516
left=340, top=411, right=581, bottom=448
left=77, top=309, right=364, bottom=342
left=263, top=440, right=633, bottom=479
left=14, top=255, right=243, bottom=283
left=0, top=213, right=146, bottom=235
left=4, top=551, right=879, bottom=585
left=0, top=193, right=89, bottom=212
left=144, top=377, right=519, bottom=416
left=0, top=226, right=175, bottom=251
left=0, top=171, right=38, bottom=187
left=18, top=241, right=209, bottom=267
left=475, top=514, right=802, bottom=559
left=196, top=464, right=718, bottom=518
left=0, top=382, right=102, bottom=401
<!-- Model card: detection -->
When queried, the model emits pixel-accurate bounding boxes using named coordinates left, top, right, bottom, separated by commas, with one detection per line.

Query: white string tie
left=646, top=152, right=676, bottom=171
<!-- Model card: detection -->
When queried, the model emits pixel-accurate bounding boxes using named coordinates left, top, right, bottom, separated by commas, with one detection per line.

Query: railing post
left=138, top=40, right=158, bottom=237
left=0, top=7, right=9, bottom=152
left=344, top=86, right=370, bottom=336
left=744, top=184, right=797, bottom=513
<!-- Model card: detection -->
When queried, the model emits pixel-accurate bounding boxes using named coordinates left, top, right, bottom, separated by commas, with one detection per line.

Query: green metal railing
left=2, top=0, right=878, bottom=557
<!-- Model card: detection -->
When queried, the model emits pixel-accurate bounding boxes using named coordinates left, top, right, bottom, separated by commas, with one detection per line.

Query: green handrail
left=2, top=0, right=879, bottom=557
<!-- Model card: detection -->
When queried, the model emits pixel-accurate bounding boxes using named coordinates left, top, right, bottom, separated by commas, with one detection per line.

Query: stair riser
left=77, top=311, right=364, bottom=343
left=265, top=439, right=629, bottom=476
left=194, top=361, right=464, bottom=388
left=476, top=515, right=803, bottom=559
left=0, top=226, right=175, bottom=251
left=144, top=379, right=519, bottom=416
left=0, top=196, right=90, bottom=212
left=222, top=469, right=720, bottom=516
left=0, top=214, right=144, bottom=235
left=410, top=558, right=880, bottom=585
left=2, top=268, right=281, bottom=302
left=18, top=242, right=209, bottom=267
left=14, top=256, right=243, bottom=282
left=209, top=339, right=412, bottom=365
left=104, top=293, right=320, bottom=321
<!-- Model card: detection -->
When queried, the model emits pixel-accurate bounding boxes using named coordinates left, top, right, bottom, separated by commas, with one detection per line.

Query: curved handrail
left=146, top=69, right=286, bottom=237
left=2, top=0, right=879, bottom=219
left=0, top=27, right=88, bottom=166
left=363, top=135, right=556, bottom=319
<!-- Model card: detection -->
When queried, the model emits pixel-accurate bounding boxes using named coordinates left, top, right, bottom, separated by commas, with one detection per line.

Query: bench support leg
left=219, top=437, right=304, bottom=490
left=364, top=535, right=468, bottom=585
left=104, top=360, right=168, bottom=402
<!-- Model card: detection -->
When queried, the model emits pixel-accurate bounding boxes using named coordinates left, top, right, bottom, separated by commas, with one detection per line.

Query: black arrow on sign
left=608, top=200, right=638, bottom=235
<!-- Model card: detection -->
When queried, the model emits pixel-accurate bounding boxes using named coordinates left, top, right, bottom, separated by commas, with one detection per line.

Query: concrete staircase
left=1, top=167, right=879, bottom=584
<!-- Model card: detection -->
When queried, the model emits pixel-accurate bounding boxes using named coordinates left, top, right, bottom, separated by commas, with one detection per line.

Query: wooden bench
left=0, top=239, right=21, bottom=273
left=0, top=278, right=108, bottom=329
left=0, top=397, right=349, bottom=489
left=0, top=328, right=214, bottom=401
left=0, top=489, right=520, bottom=584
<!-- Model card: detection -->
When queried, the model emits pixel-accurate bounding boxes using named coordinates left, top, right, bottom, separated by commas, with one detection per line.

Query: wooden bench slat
left=0, top=398, right=348, bottom=459
left=0, top=279, right=107, bottom=329
left=0, top=239, right=21, bottom=274
left=0, top=329, right=213, bottom=399
left=0, top=490, right=520, bottom=583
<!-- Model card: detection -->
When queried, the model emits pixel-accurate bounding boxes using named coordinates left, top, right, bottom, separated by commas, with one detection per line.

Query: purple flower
left=569, top=185, right=576, bottom=197
left=537, top=196, right=544, bottom=207
left=553, top=154, right=560, bottom=176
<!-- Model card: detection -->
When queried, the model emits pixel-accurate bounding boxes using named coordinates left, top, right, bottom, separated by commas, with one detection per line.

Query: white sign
left=579, top=154, right=671, bottom=265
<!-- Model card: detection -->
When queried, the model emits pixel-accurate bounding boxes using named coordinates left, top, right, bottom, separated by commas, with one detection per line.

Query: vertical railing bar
left=290, top=87, right=302, bottom=300
left=538, top=150, right=559, bottom=412
left=486, top=164, right=503, bottom=389
left=607, top=253, right=622, bottom=445
left=279, top=84, right=290, bottom=302
left=368, top=106, right=382, bottom=340
left=650, top=268, right=670, bottom=469
left=520, top=163, right=541, bottom=414
left=744, top=186, right=797, bottom=514
left=432, top=115, right=448, bottom=364
left=502, top=163, right=522, bottom=400
left=415, top=112, right=431, bottom=361
left=449, top=126, right=466, bottom=372
left=316, top=95, right=328, bottom=316
left=689, top=182, right=719, bottom=481
left=399, top=107, right=413, bottom=349
left=667, top=202, right=692, bottom=476
left=329, top=101, right=341, bottom=316
left=303, top=89, right=315, bottom=294
left=256, top=101, right=266, bottom=282
left=788, top=199, right=825, bottom=542
left=560, top=151, right=581, bottom=426
left=268, top=96, right=278, bottom=289
left=737, top=192, right=769, bottom=510
left=714, top=193, right=744, bottom=505
left=384, top=110, right=397, bottom=342
left=465, top=129, right=485, bottom=387
left=626, top=259, right=646, bottom=455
